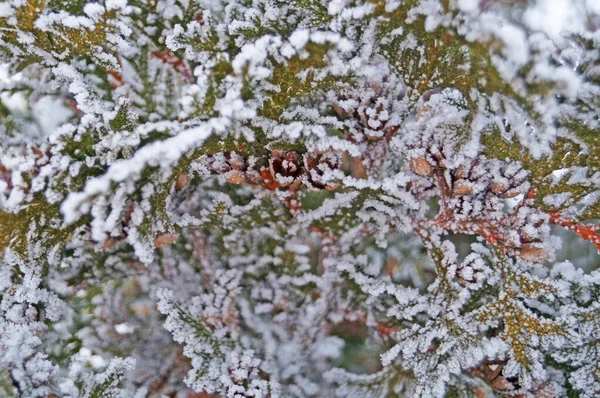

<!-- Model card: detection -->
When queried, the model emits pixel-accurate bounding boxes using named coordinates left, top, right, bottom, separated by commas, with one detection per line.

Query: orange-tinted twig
left=259, top=169, right=280, bottom=191
left=373, top=322, right=400, bottom=337
left=548, top=212, right=600, bottom=251
left=151, top=50, right=194, bottom=83
left=431, top=215, right=505, bottom=251
left=529, top=189, right=600, bottom=251
left=107, top=69, right=125, bottom=89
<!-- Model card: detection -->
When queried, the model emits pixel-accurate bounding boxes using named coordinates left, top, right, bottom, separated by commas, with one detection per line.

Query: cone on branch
left=203, top=152, right=256, bottom=184
left=409, top=156, right=434, bottom=177
left=154, top=232, right=176, bottom=248
left=303, top=152, right=341, bottom=191
left=269, top=150, right=302, bottom=187
left=489, top=162, right=528, bottom=199
left=224, top=152, right=249, bottom=184
left=518, top=243, right=549, bottom=263
left=334, top=78, right=404, bottom=141
left=175, top=173, right=192, bottom=191
left=451, top=160, right=485, bottom=196
left=453, top=180, right=473, bottom=196
left=456, top=254, right=485, bottom=286
left=471, top=359, right=522, bottom=394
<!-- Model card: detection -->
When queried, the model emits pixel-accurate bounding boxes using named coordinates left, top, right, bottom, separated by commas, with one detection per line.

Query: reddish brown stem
left=529, top=189, right=600, bottom=251
left=151, top=50, right=194, bottom=83
left=107, top=69, right=125, bottom=89
left=548, top=212, right=600, bottom=251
